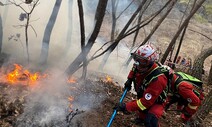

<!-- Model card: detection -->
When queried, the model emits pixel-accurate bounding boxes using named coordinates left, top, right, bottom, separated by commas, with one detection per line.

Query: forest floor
left=0, top=70, right=212, bottom=127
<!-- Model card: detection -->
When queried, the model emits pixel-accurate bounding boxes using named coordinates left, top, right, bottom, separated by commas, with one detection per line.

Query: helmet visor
left=131, top=53, right=149, bottom=67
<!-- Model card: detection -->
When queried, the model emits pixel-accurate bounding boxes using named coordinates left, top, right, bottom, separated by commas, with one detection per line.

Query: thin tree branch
left=116, top=0, right=134, bottom=19
left=188, top=29, right=212, bottom=42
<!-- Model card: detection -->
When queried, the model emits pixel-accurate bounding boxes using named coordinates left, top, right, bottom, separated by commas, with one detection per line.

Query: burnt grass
left=0, top=73, right=212, bottom=127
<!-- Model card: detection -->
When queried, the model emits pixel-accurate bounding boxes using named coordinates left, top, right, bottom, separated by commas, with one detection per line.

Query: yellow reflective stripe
left=136, top=100, right=146, bottom=110
left=188, top=104, right=198, bottom=110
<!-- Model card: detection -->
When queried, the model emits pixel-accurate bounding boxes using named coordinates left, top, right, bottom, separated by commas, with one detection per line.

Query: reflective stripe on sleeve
left=136, top=100, right=147, bottom=110
left=188, top=103, right=198, bottom=110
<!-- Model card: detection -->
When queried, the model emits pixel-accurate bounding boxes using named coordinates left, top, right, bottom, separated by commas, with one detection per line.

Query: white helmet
left=132, top=44, right=159, bottom=62
left=131, top=44, right=159, bottom=73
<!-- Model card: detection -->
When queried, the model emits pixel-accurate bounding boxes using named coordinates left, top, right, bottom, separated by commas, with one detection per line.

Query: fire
left=68, top=96, right=74, bottom=111
left=99, top=74, right=117, bottom=86
left=67, top=77, right=77, bottom=83
left=105, top=75, right=112, bottom=82
left=5, top=64, right=48, bottom=86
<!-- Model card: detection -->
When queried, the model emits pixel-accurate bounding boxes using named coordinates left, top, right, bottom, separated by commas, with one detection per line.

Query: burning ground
left=0, top=64, right=212, bottom=127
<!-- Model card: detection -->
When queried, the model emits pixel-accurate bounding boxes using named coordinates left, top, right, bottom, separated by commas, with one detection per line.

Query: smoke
left=2, top=0, right=211, bottom=126
left=4, top=66, right=106, bottom=126
left=0, top=0, right=139, bottom=126
left=13, top=69, right=68, bottom=126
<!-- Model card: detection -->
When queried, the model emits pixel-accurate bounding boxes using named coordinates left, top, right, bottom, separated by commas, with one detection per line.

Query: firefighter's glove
left=124, top=79, right=132, bottom=91
left=113, top=103, right=129, bottom=114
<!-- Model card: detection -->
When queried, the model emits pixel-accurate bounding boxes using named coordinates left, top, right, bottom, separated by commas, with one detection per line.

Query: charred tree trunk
left=65, top=0, right=108, bottom=76
left=161, top=0, right=207, bottom=64
left=39, top=0, right=62, bottom=65
left=208, top=61, right=212, bottom=85
left=191, top=46, right=212, bottom=79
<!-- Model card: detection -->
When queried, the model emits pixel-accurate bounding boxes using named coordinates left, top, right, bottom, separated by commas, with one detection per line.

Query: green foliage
left=179, top=0, right=190, bottom=4
left=194, top=14, right=208, bottom=23
left=204, top=4, right=212, bottom=15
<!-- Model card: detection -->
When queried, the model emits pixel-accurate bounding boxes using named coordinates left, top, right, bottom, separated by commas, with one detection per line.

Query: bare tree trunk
left=208, top=61, right=212, bottom=85
left=98, top=0, right=136, bottom=70
left=98, top=0, right=118, bottom=71
left=25, top=13, right=30, bottom=63
left=10, top=0, right=39, bottom=64
left=77, top=0, right=86, bottom=79
left=110, top=0, right=118, bottom=41
left=65, top=0, right=73, bottom=52
left=2, top=0, right=8, bottom=26
left=172, top=23, right=188, bottom=69
left=123, top=0, right=151, bottom=68
left=39, top=0, right=62, bottom=65
left=124, top=0, right=175, bottom=67
left=65, top=0, right=108, bottom=76
left=193, top=88, right=212, bottom=126
left=97, top=0, right=147, bottom=70
left=88, top=0, right=172, bottom=66
left=161, top=0, right=207, bottom=64
left=172, top=0, right=193, bottom=69
left=191, top=46, right=212, bottom=79
left=0, top=14, right=2, bottom=53
left=131, top=0, right=152, bottom=49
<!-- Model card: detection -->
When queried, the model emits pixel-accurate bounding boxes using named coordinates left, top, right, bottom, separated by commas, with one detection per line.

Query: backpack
left=158, top=65, right=203, bottom=93
left=163, top=70, right=204, bottom=111
left=175, top=72, right=203, bottom=90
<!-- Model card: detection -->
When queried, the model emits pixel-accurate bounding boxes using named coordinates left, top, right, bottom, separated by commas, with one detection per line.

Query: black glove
left=113, top=103, right=126, bottom=111
left=124, top=79, right=132, bottom=91
left=113, top=103, right=129, bottom=114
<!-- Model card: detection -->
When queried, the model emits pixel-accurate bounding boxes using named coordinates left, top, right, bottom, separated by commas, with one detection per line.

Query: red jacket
left=170, top=74, right=203, bottom=118
left=125, top=63, right=168, bottom=112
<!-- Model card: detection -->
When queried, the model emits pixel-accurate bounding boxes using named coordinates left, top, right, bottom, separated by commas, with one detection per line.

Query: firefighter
left=163, top=65, right=204, bottom=123
left=114, top=44, right=169, bottom=127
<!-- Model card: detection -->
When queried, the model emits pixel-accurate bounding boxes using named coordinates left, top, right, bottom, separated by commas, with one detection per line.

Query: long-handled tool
left=106, top=89, right=128, bottom=127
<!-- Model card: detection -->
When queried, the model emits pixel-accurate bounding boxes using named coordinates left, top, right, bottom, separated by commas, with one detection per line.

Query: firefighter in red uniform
left=114, top=44, right=169, bottom=127
left=163, top=65, right=204, bottom=123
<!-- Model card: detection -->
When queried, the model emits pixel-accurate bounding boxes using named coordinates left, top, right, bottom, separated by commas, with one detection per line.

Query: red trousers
left=137, top=103, right=166, bottom=127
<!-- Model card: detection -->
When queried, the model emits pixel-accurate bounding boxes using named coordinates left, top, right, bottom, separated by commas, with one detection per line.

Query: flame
left=67, top=77, right=77, bottom=83
left=5, top=64, right=47, bottom=86
left=68, top=96, right=74, bottom=111
left=3, top=64, right=77, bottom=112
left=105, top=75, right=112, bottom=82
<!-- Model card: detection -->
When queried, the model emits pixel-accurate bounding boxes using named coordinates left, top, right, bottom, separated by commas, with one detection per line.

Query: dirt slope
left=1, top=72, right=211, bottom=127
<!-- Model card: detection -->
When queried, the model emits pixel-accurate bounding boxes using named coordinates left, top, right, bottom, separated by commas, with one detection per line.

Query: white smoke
left=2, top=0, right=212, bottom=126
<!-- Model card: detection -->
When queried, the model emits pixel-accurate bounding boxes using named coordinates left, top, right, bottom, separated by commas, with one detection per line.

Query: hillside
left=0, top=71, right=211, bottom=127
left=1, top=0, right=212, bottom=127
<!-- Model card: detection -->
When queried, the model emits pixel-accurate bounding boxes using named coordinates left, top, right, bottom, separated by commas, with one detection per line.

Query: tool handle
left=106, top=89, right=128, bottom=127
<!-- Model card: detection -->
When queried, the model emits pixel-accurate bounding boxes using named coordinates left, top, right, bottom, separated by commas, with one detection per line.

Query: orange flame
left=68, top=96, right=74, bottom=111
left=67, top=77, right=77, bottom=83
left=6, top=64, right=47, bottom=86
left=105, top=75, right=112, bottom=82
